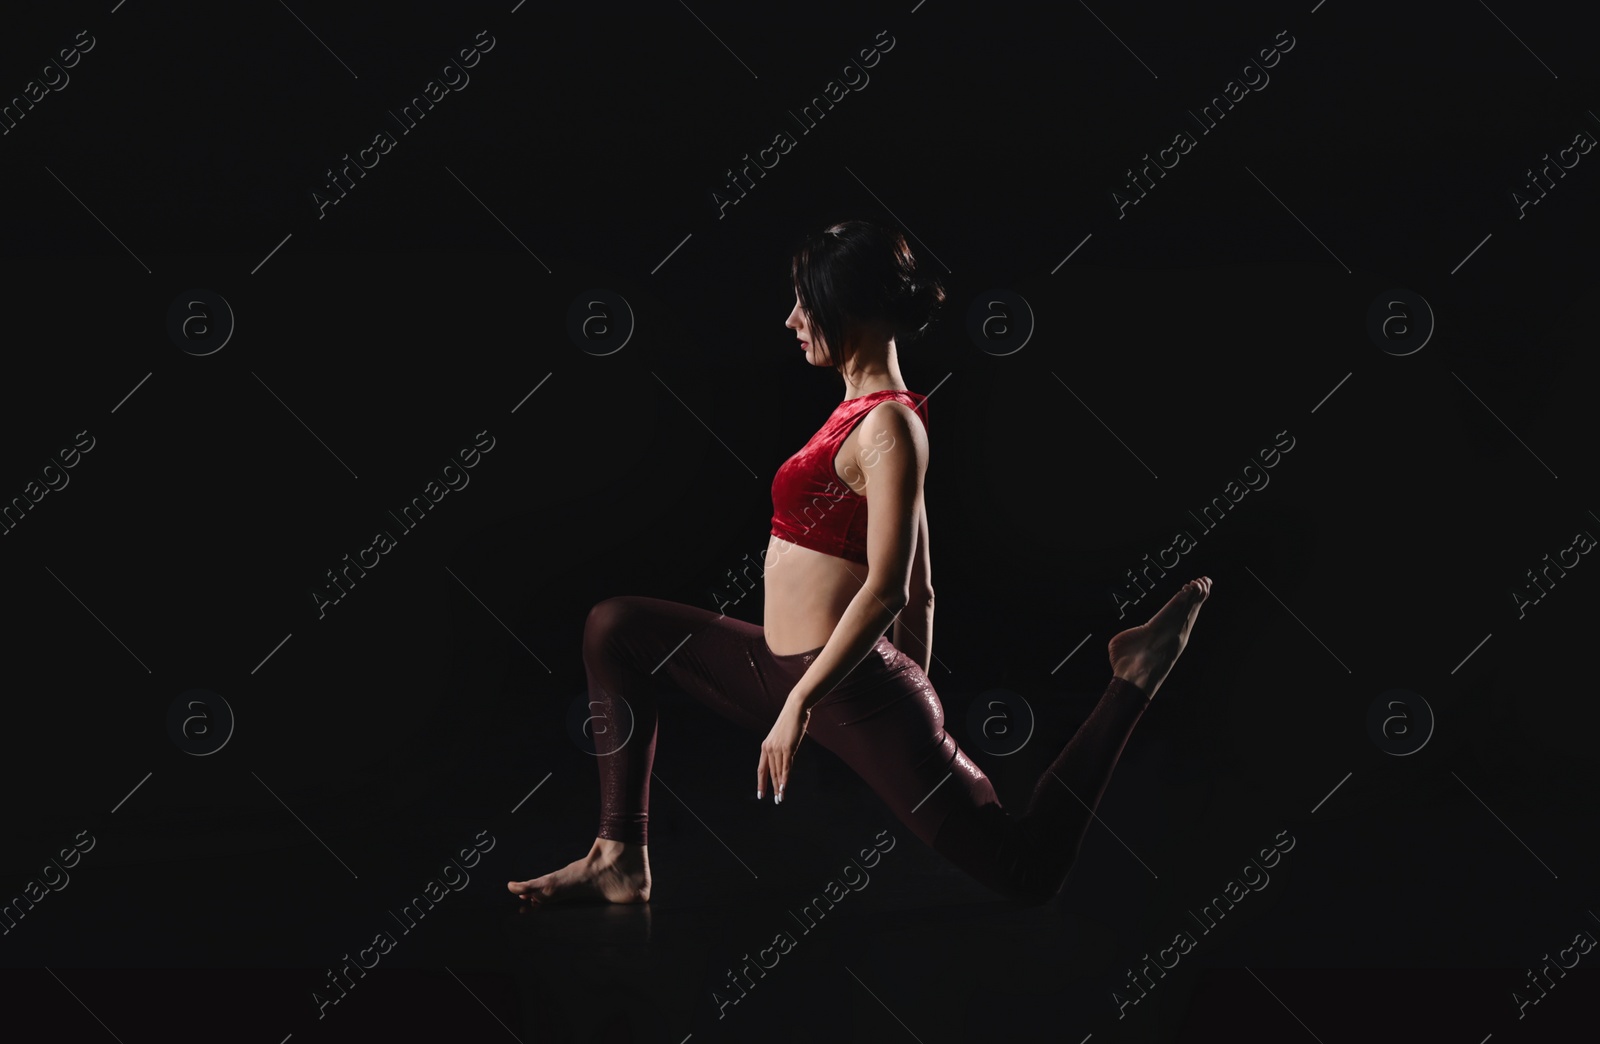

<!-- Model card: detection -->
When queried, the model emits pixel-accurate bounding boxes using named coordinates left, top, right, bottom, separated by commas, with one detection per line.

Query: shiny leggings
left=584, top=595, right=1151, bottom=905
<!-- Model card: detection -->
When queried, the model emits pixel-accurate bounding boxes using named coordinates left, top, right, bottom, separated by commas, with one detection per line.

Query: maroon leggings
left=584, top=595, right=1151, bottom=905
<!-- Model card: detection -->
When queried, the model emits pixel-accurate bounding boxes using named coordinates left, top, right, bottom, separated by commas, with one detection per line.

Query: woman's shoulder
left=864, top=392, right=927, bottom=431
left=851, top=395, right=929, bottom=458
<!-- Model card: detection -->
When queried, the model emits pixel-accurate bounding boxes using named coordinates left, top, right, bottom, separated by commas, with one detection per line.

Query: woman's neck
left=841, top=342, right=905, bottom=399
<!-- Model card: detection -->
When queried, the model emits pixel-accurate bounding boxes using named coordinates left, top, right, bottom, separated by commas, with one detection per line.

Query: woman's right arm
left=893, top=507, right=935, bottom=674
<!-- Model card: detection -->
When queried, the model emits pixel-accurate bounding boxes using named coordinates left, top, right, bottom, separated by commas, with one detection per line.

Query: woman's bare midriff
left=760, top=534, right=870, bottom=655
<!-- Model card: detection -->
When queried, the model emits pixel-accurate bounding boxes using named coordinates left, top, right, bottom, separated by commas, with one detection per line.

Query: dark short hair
left=790, top=220, right=946, bottom=374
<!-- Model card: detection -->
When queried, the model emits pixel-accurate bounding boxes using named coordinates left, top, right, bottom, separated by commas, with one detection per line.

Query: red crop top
left=769, top=388, right=929, bottom=565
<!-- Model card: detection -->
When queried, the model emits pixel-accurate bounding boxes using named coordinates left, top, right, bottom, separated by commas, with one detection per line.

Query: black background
left=1, top=1, right=1596, bottom=1041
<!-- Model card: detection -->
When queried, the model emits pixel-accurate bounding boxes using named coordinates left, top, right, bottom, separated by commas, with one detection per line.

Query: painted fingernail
left=775, top=792, right=782, bottom=805
left=757, top=790, right=762, bottom=800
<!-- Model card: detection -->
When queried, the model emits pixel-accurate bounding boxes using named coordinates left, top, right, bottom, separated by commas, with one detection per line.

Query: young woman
left=507, top=220, right=1210, bottom=906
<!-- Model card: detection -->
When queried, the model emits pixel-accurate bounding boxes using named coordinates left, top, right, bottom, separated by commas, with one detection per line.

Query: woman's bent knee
left=585, top=595, right=644, bottom=648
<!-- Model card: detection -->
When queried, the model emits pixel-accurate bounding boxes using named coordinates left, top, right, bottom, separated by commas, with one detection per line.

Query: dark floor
left=6, top=674, right=1594, bottom=1044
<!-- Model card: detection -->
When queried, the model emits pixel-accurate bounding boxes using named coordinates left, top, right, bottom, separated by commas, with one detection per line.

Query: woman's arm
left=786, top=400, right=928, bottom=713
left=892, top=507, right=934, bottom=674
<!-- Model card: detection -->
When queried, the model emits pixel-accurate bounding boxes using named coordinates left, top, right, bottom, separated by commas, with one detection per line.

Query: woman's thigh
left=585, top=595, right=803, bottom=735
left=803, top=638, right=1001, bottom=848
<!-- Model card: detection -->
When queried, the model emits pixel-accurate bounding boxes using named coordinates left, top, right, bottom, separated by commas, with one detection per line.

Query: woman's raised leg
left=930, top=578, right=1211, bottom=903
left=801, top=578, right=1211, bottom=905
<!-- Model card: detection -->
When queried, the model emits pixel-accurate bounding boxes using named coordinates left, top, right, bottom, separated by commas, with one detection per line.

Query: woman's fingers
left=759, top=746, right=785, bottom=804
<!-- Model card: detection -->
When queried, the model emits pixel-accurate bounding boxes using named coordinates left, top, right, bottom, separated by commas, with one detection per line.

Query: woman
left=507, top=220, right=1211, bottom=906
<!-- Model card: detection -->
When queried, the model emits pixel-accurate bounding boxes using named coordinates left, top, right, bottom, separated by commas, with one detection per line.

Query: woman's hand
left=757, top=701, right=811, bottom=804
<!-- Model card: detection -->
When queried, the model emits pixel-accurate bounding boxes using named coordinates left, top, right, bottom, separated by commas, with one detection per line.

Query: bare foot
left=1107, top=576, right=1211, bottom=699
left=507, top=838, right=652, bottom=905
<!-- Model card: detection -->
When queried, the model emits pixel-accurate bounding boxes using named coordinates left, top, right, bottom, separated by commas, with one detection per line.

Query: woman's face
left=786, top=293, right=830, bottom=366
